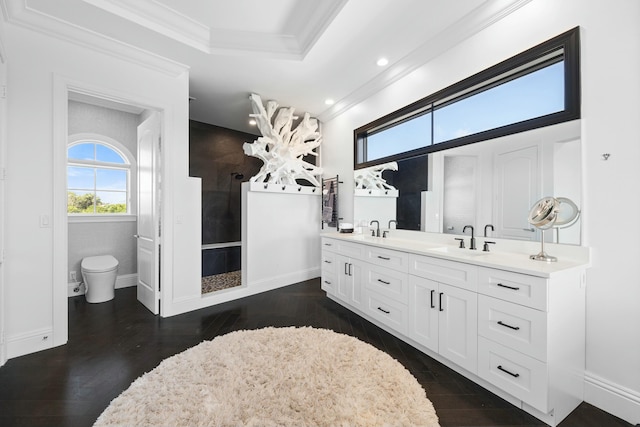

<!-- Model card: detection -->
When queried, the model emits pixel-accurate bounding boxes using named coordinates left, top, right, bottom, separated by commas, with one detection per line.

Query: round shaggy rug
left=94, top=327, right=440, bottom=427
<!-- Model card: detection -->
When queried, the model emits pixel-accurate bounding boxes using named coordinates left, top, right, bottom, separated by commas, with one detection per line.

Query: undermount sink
left=428, top=246, right=490, bottom=257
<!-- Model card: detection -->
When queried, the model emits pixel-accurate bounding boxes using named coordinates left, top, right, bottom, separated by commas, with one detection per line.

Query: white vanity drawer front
left=364, top=290, right=408, bottom=335
left=365, top=246, right=409, bottom=272
left=322, top=238, right=366, bottom=260
left=321, top=250, right=338, bottom=276
left=478, top=295, right=547, bottom=362
left=478, top=267, right=547, bottom=311
left=409, top=254, right=478, bottom=292
left=478, top=337, right=548, bottom=413
left=321, top=272, right=336, bottom=294
left=363, top=264, right=408, bottom=304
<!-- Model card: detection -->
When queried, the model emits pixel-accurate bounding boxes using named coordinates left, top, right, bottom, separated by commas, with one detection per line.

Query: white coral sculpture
left=354, top=161, right=398, bottom=190
left=243, top=93, right=323, bottom=186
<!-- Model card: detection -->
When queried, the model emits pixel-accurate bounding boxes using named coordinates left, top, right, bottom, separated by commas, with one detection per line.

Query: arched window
left=67, top=135, right=134, bottom=215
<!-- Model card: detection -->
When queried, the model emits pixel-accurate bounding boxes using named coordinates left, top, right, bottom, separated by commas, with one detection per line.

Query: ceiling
left=1, top=0, right=530, bottom=134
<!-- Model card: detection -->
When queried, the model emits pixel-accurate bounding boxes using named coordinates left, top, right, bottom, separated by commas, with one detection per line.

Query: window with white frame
left=67, top=137, right=132, bottom=215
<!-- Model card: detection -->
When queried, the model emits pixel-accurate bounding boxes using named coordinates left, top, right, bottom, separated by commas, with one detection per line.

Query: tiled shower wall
left=189, top=120, right=261, bottom=275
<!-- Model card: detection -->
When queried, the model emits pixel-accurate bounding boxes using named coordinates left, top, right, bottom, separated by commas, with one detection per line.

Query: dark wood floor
left=0, top=279, right=632, bottom=427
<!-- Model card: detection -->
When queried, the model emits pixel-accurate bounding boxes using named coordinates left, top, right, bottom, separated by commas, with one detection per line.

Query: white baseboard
left=584, top=371, right=640, bottom=425
left=115, top=273, right=138, bottom=289
left=68, top=273, right=138, bottom=297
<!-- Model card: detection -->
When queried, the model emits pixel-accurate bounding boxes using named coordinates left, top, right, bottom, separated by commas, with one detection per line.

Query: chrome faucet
left=388, top=219, right=398, bottom=229
left=484, top=224, right=494, bottom=237
left=370, top=220, right=380, bottom=237
left=463, top=225, right=476, bottom=250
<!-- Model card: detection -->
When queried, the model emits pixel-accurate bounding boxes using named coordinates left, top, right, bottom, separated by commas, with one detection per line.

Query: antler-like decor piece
left=354, top=162, right=398, bottom=190
left=243, top=93, right=323, bottom=186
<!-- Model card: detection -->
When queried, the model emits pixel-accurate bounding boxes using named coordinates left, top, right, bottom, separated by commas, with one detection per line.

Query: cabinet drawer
left=321, top=272, right=336, bottom=294
left=363, top=264, right=408, bottom=304
left=478, top=295, right=547, bottom=362
left=478, top=337, right=548, bottom=413
left=478, top=267, right=547, bottom=310
left=322, top=238, right=365, bottom=260
left=365, top=246, right=409, bottom=272
left=321, top=251, right=338, bottom=276
left=364, top=290, right=408, bottom=335
left=409, top=254, right=478, bottom=292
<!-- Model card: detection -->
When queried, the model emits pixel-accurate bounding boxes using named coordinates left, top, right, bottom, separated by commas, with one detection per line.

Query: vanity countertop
left=321, top=232, right=590, bottom=278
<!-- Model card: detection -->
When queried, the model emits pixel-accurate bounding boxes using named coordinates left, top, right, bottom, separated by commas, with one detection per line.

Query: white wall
left=321, top=0, right=640, bottom=423
left=2, top=19, right=200, bottom=358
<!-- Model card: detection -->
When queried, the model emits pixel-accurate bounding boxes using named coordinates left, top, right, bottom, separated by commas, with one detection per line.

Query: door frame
left=52, top=75, right=165, bottom=347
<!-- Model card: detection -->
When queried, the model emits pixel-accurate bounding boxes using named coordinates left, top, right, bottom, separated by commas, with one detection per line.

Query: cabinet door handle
left=377, top=307, right=390, bottom=314
left=497, top=320, right=520, bottom=331
left=348, top=263, right=352, bottom=276
left=377, top=255, right=391, bottom=260
left=497, top=365, right=520, bottom=378
left=344, top=263, right=349, bottom=275
left=439, top=292, right=444, bottom=312
left=430, top=289, right=435, bottom=308
left=377, top=279, right=390, bottom=285
left=497, top=283, right=520, bottom=291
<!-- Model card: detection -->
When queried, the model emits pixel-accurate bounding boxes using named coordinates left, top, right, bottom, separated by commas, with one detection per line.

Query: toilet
left=81, top=255, right=119, bottom=303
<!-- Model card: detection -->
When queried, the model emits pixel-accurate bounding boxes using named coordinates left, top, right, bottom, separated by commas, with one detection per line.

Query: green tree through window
left=67, top=140, right=130, bottom=214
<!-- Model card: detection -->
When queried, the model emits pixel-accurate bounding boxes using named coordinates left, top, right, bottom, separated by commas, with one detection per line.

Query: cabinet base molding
left=584, top=372, right=640, bottom=426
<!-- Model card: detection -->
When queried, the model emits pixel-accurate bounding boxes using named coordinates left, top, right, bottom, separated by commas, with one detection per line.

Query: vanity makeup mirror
left=354, top=120, right=582, bottom=245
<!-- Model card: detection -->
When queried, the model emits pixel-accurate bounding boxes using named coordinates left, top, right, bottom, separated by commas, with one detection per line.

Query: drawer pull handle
left=377, top=307, right=390, bottom=314
left=324, top=260, right=332, bottom=264
left=497, top=365, right=520, bottom=378
left=497, top=283, right=520, bottom=291
left=324, top=280, right=331, bottom=285
left=377, top=279, right=390, bottom=285
left=324, top=243, right=333, bottom=246
left=430, top=289, right=435, bottom=309
left=377, top=256, right=391, bottom=260
left=497, top=321, right=520, bottom=331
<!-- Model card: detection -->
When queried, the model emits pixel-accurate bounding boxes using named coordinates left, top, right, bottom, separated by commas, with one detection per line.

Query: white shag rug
left=94, top=327, right=440, bottom=427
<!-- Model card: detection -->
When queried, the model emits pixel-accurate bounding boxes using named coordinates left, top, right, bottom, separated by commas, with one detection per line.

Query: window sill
left=68, top=214, right=136, bottom=223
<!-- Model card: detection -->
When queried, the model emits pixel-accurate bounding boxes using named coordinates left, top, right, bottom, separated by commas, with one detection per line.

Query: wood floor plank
left=0, top=278, right=632, bottom=427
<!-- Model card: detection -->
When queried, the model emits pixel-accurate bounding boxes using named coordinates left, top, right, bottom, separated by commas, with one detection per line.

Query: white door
left=408, top=275, right=439, bottom=353
left=438, top=283, right=478, bottom=374
left=136, top=113, right=161, bottom=314
left=494, top=146, right=539, bottom=241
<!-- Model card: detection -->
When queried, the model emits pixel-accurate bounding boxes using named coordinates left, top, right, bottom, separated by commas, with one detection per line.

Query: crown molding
left=83, top=0, right=347, bottom=60
left=1, top=0, right=188, bottom=77
left=317, top=0, right=533, bottom=123
left=82, top=0, right=210, bottom=53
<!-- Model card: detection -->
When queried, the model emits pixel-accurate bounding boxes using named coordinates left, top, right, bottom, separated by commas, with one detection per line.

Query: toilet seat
left=81, top=255, right=118, bottom=273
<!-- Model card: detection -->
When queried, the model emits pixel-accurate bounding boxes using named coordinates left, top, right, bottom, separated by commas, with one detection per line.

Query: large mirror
left=353, top=120, right=582, bottom=245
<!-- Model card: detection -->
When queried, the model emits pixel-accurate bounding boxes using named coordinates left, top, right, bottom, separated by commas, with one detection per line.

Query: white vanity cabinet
left=320, top=233, right=588, bottom=427
left=476, top=266, right=585, bottom=423
left=408, top=254, right=478, bottom=374
left=321, top=238, right=367, bottom=309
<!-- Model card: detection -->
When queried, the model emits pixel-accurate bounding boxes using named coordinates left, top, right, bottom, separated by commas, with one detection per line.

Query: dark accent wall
left=189, top=120, right=262, bottom=245
left=385, top=155, right=428, bottom=231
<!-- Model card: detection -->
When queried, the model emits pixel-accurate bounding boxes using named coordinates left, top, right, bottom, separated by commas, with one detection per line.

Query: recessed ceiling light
left=324, top=99, right=335, bottom=105
left=249, top=119, right=257, bottom=126
left=376, top=57, right=389, bottom=67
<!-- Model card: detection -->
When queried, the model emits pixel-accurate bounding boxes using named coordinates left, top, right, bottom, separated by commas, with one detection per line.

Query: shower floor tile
left=202, top=270, right=241, bottom=294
